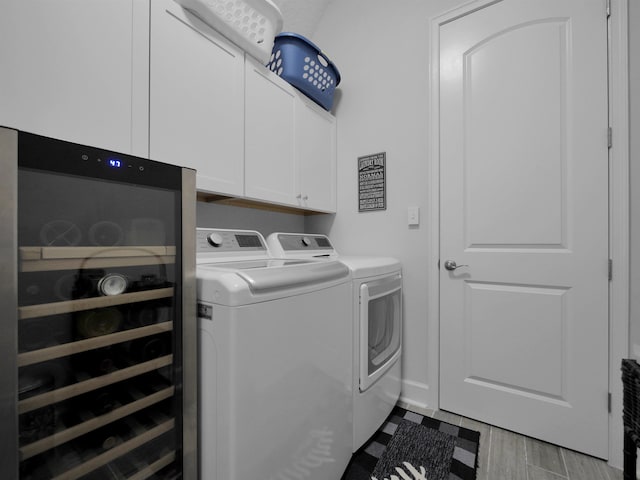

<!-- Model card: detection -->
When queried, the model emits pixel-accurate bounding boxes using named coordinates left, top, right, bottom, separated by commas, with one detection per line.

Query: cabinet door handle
left=302, top=195, right=308, bottom=201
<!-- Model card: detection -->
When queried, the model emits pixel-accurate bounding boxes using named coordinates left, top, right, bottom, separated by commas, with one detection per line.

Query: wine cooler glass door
left=14, top=131, right=191, bottom=480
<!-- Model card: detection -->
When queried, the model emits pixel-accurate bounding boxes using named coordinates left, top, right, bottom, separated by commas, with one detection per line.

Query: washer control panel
left=197, top=228, right=266, bottom=253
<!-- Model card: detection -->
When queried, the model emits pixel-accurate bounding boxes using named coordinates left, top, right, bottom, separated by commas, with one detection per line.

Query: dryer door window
left=360, top=274, right=402, bottom=392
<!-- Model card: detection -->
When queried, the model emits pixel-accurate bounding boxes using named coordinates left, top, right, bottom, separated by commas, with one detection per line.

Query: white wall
left=306, top=0, right=463, bottom=408
left=197, top=201, right=305, bottom=237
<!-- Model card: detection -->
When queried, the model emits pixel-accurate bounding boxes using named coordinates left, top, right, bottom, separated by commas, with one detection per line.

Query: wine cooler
left=0, top=127, right=197, bottom=479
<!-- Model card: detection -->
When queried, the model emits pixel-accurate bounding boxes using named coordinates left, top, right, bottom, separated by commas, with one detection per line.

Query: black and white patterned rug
left=342, top=407, right=480, bottom=480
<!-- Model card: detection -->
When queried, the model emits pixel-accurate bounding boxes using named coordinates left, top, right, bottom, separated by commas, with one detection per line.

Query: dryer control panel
left=267, top=233, right=336, bottom=258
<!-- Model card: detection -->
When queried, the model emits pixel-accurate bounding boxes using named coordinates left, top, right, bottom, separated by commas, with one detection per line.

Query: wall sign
left=358, top=152, right=386, bottom=212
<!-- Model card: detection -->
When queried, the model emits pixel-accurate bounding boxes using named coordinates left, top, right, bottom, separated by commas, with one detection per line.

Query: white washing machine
left=196, top=228, right=354, bottom=480
left=267, top=233, right=402, bottom=452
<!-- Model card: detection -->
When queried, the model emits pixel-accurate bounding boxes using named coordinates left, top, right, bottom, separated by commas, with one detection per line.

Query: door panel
left=149, top=0, right=245, bottom=196
left=244, top=59, right=297, bottom=206
left=439, top=0, right=609, bottom=457
left=464, top=282, right=567, bottom=397
left=295, top=98, right=337, bottom=212
left=465, top=20, right=567, bottom=248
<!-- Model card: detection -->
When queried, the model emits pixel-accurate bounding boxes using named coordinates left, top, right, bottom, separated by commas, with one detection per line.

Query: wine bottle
left=125, top=302, right=171, bottom=328
left=19, top=405, right=55, bottom=445
left=50, top=444, right=83, bottom=476
left=75, top=308, right=123, bottom=339
left=88, top=220, right=124, bottom=247
left=128, top=336, right=170, bottom=363
left=19, top=269, right=127, bottom=305
left=94, top=463, right=128, bottom=480
left=73, top=346, right=122, bottom=377
left=85, top=422, right=131, bottom=452
left=20, top=455, right=52, bottom=479
left=19, top=385, right=64, bottom=449
left=128, top=273, right=169, bottom=292
left=39, top=219, right=82, bottom=247
left=126, top=304, right=157, bottom=328
left=19, top=316, right=71, bottom=352
left=19, top=359, right=70, bottom=396
left=19, top=271, right=77, bottom=306
left=73, top=269, right=129, bottom=299
left=88, top=390, right=118, bottom=416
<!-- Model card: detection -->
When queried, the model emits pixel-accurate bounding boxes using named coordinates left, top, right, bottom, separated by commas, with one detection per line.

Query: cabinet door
left=0, top=0, right=149, bottom=156
left=149, top=0, right=244, bottom=196
left=295, top=97, right=337, bottom=212
left=244, top=58, right=298, bottom=206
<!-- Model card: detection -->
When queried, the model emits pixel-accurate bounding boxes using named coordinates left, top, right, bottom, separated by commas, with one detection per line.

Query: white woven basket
left=175, top=0, right=283, bottom=63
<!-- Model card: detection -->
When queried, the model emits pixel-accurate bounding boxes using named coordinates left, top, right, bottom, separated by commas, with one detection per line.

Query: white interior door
left=438, top=0, right=609, bottom=457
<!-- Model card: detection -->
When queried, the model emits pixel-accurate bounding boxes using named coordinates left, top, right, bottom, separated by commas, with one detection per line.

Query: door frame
left=427, top=0, right=630, bottom=467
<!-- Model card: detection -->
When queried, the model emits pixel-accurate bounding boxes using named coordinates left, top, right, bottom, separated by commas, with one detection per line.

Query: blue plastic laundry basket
left=266, top=32, right=341, bottom=111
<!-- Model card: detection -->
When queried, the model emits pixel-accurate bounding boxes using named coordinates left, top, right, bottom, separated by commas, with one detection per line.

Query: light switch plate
left=408, top=206, right=420, bottom=226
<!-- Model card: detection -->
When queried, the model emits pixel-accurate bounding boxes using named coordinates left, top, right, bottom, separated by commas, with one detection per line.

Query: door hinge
left=608, top=259, right=613, bottom=281
left=608, top=392, right=612, bottom=413
left=608, top=127, right=613, bottom=148
left=606, top=0, right=611, bottom=18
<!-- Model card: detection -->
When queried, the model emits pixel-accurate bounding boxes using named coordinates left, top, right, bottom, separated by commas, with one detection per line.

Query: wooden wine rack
left=50, top=419, right=175, bottom=480
left=19, top=246, right=176, bottom=272
left=19, top=354, right=174, bottom=415
left=20, top=386, right=175, bottom=460
left=18, top=288, right=174, bottom=320
left=18, top=322, right=174, bottom=367
left=18, top=246, right=180, bottom=479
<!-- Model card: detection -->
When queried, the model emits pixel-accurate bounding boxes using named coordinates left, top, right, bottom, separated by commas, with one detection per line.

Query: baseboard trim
left=399, top=379, right=431, bottom=412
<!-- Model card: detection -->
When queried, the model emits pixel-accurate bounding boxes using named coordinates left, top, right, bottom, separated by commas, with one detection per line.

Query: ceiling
left=270, top=0, right=334, bottom=38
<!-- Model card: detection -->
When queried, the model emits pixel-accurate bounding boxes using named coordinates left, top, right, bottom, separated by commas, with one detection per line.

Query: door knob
left=444, top=260, right=468, bottom=271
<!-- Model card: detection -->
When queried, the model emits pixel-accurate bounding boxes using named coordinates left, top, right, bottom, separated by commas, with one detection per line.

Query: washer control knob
left=207, top=233, right=223, bottom=247
left=301, top=236, right=312, bottom=247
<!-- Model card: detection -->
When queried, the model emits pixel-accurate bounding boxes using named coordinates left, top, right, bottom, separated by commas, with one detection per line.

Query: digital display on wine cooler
left=108, top=158, right=122, bottom=168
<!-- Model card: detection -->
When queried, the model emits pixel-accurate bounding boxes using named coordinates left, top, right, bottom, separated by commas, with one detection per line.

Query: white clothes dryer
left=196, top=228, right=353, bottom=480
left=267, top=233, right=402, bottom=452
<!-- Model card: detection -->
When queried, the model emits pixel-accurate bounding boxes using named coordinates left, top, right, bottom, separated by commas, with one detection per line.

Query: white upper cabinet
left=245, top=57, right=337, bottom=212
left=150, top=6, right=336, bottom=212
left=295, top=96, right=337, bottom=212
left=149, top=0, right=245, bottom=196
left=244, top=57, right=298, bottom=206
left=0, top=0, right=150, bottom=156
